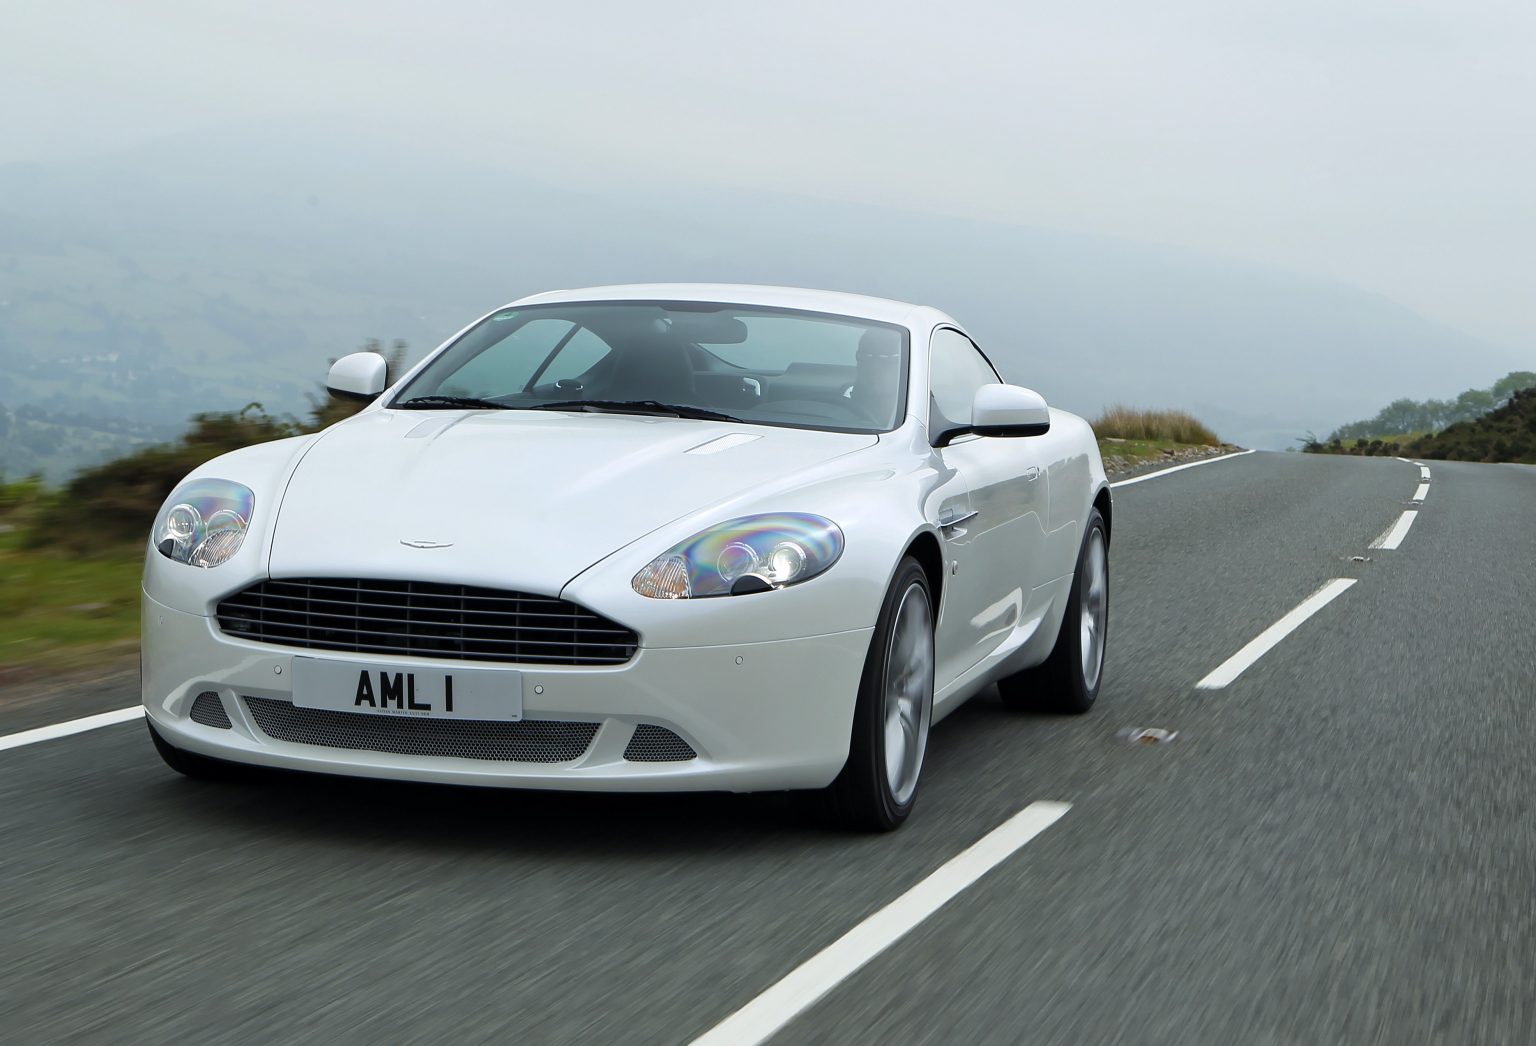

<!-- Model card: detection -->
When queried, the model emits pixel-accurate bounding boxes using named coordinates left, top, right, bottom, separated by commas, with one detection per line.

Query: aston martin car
left=142, top=284, right=1111, bottom=830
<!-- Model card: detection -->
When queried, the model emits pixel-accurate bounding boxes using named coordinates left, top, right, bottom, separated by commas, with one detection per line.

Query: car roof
left=506, top=283, right=935, bottom=327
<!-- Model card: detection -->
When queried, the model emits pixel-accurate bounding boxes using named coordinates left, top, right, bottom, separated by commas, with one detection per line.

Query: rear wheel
left=147, top=719, right=233, bottom=780
left=824, top=557, right=935, bottom=831
left=998, top=508, right=1108, bottom=715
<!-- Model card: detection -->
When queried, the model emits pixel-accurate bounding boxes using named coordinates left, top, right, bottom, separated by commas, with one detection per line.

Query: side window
left=535, top=327, right=612, bottom=388
left=440, top=318, right=575, bottom=398
left=928, top=328, right=1001, bottom=431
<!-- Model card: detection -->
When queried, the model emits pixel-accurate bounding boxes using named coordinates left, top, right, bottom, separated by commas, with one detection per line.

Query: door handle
left=937, top=509, right=978, bottom=531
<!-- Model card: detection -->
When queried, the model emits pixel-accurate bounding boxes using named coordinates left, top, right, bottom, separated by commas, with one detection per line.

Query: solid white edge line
left=0, top=705, right=144, bottom=753
left=1370, top=509, right=1418, bottom=551
left=1195, top=579, right=1357, bottom=690
left=690, top=801, right=1072, bottom=1046
left=1110, top=447, right=1257, bottom=489
left=1412, top=482, right=1430, bottom=501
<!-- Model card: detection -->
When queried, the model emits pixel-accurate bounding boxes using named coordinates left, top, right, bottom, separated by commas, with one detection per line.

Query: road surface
left=2, top=451, right=1533, bottom=1044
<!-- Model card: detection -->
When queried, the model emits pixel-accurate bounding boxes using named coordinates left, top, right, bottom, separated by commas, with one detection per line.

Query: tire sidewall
left=843, top=558, right=935, bottom=828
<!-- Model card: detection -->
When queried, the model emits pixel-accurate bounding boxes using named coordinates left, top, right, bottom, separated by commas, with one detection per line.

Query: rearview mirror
left=326, top=352, right=388, bottom=402
left=971, top=384, right=1050, bottom=437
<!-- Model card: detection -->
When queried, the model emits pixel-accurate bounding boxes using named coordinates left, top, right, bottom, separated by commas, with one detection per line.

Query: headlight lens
left=152, top=479, right=255, bottom=568
left=632, top=513, right=843, bottom=598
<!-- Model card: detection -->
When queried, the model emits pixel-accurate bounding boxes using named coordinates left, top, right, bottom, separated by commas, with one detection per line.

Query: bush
left=26, top=404, right=303, bottom=552
left=1093, top=406, right=1219, bottom=446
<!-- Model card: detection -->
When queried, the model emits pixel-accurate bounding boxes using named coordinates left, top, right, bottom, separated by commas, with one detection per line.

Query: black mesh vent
left=216, top=578, right=637, bottom=666
left=244, top=697, right=599, bottom=762
left=189, top=690, right=232, bottom=729
left=623, top=724, right=697, bottom=762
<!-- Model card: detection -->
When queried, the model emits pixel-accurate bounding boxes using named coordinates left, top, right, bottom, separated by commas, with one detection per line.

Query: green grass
left=0, top=529, right=142, bottom=672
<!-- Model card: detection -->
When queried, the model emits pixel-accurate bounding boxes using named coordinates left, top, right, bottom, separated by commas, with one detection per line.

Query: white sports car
left=142, top=284, right=1110, bottom=830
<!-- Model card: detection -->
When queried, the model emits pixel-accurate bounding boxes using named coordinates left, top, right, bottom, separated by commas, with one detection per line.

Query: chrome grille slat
left=220, top=594, right=612, bottom=623
left=244, top=696, right=599, bottom=762
left=216, top=578, right=638, bottom=666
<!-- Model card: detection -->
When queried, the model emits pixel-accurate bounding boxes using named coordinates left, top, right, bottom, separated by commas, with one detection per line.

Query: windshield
left=392, top=301, right=910, bottom=433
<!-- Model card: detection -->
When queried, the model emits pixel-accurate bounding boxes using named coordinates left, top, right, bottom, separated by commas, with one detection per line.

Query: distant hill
left=0, top=121, right=1524, bottom=478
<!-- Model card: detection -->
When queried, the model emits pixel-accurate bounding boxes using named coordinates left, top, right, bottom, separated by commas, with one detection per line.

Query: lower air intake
left=189, top=691, right=232, bottom=729
left=623, top=724, right=697, bottom=762
left=243, top=697, right=598, bottom=763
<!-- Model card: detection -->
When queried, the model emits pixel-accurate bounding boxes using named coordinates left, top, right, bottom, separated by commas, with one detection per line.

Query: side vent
left=189, top=691, right=232, bottom=729
left=623, top=724, right=697, bottom=762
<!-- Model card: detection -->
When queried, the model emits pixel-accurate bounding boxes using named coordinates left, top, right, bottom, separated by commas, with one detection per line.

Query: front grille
left=244, top=696, right=599, bottom=762
left=623, top=724, right=697, bottom=762
left=189, top=690, right=232, bottom=729
left=216, top=578, right=638, bottom=666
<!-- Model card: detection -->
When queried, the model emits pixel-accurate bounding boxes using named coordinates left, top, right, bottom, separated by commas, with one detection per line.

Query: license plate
left=291, top=657, right=523, bottom=721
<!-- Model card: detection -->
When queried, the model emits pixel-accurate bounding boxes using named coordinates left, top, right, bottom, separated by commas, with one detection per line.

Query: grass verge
left=0, top=529, right=142, bottom=674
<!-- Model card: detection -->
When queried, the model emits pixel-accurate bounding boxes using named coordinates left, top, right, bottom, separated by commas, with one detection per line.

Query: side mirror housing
left=972, top=384, right=1051, bottom=437
left=326, top=352, right=388, bottom=402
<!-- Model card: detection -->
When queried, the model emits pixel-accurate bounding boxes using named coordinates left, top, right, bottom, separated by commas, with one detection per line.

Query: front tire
left=998, top=507, right=1108, bottom=715
left=824, top=557, right=935, bottom=831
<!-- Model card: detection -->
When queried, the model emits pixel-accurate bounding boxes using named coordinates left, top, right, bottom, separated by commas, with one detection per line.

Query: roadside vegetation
left=1315, top=370, right=1536, bottom=447
left=0, top=343, right=397, bottom=674
left=1303, top=372, right=1536, bottom=463
left=1092, top=406, right=1227, bottom=472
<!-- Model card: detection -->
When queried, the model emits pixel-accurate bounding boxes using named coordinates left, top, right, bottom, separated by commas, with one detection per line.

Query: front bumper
left=141, top=591, right=872, bottom=792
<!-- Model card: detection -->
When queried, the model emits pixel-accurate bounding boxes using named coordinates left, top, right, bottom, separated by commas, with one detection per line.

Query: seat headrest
left=857, top=328, right=902, bottom=360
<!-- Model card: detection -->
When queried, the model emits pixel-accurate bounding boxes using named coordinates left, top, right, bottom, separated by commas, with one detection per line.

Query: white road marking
left=690, top=801, right=1072, bottom=1046
left=0, top=706, right=144, bottom=753
left=1412, top=482, right=1430, bottom=501
left=1370, top=510, right=1418, bottom=551
left=1195, top=579, right=1357, bottom=690
left=1419, top=465, right=1432, bottom=482
left=1110, top=448, right=1257, bottom=489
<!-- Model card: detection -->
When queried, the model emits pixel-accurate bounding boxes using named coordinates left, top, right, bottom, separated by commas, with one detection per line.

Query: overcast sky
left=4, top=0, right=1534, bottom=350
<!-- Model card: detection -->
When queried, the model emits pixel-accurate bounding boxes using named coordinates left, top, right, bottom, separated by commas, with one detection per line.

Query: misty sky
left=4, top=0, right=1534, bottom=350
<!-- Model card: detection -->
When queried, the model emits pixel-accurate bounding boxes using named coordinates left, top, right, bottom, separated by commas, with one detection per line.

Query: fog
left=6, top=0, right=1534, bottom=347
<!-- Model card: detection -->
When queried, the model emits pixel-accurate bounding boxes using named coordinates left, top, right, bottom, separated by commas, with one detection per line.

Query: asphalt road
left=2, top=451, right=1533, bottom=1044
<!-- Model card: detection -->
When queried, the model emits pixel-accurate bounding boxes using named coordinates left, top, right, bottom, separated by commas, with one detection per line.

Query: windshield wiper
left=529, top=399, right=744, bottom=422
left=395, top=395, right=513, bottom=410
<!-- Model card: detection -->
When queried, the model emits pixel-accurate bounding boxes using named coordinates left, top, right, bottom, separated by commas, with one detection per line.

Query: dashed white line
left=1412, top=482, right=1430, bottom=501
left=0, top=706, right=144, bottom=753
left=1195, top=579, right=1358, bottom=690
left=1419, top=465, right=1432, bottom=482
left=1110, top=448, right=1257, bottom=489
left=1370, top=510, right=1418, bottom=550
left=690, top=801, right=1072, bottom=1046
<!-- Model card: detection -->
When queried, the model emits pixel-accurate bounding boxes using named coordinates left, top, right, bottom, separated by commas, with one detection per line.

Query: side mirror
left=972, top=384, right=1050, bottom=437
left=326, top=352, right=388, bottom=402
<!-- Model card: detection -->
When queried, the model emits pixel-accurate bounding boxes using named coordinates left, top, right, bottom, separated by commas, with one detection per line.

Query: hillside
left=1405, top=388, right=1536, bottom=464
left=0, top=122, right=1524, bottom=477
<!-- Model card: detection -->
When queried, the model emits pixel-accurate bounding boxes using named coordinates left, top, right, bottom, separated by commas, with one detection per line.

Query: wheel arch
left=902, top=529, right=945, bottom=607
left=1092, top=483, right=1113, bottom=542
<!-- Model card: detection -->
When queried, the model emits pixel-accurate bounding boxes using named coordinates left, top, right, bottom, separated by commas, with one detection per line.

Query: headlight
left=152, top=479, right=254, bottom=568
left=632, top=513, right=843, bottom=598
